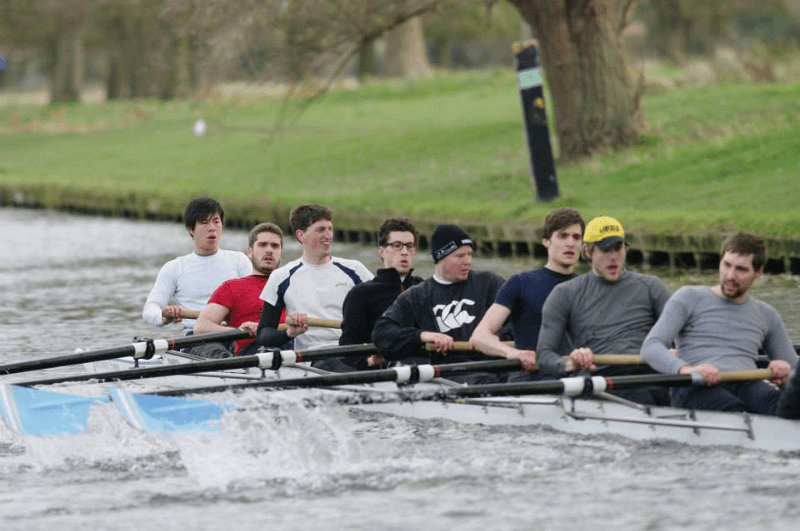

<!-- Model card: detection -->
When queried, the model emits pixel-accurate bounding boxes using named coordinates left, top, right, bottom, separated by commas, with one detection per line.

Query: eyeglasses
left=384, top=241, right=416, bottom=251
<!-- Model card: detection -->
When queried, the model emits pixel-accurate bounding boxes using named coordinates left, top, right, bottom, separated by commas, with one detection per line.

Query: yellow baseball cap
left=584, top=216, right=625, bottom=250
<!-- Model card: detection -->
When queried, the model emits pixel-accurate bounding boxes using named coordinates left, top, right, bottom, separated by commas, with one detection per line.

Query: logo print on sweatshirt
left=433, top=299, right=476, bottom=332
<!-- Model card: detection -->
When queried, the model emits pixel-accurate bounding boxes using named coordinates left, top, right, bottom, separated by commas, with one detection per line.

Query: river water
left=2, top=207, right=800, bottom=531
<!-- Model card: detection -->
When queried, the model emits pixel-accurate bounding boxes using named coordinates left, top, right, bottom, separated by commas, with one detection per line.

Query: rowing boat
left=3, top=336, right=799, bottom=452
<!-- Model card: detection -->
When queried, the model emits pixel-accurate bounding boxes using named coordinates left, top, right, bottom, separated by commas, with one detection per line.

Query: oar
left=169, top=309, right=342, bottom=331
left=15, top=344, right=379, bottom=386
left=152, top=358, right=525, bottom=397
left=560, top=354, right=771, bottom=367
left=153, top=365, right=776, bottom=401
left=1, top=358, right=522, bottom=436
left=0, top=329, right=252, bottom=376
left=0, top=383, right=231, bottom=436
left=417, top=369, right=776, bottom=400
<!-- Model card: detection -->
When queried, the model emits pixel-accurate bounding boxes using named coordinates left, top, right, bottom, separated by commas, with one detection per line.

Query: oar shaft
left=0, top=329, right=250, bottom=375
left=435, top=369, right=776, bottom=399
left=152, top=358, right=524, bottom=397
left=16, top=344, right=379, bottom=386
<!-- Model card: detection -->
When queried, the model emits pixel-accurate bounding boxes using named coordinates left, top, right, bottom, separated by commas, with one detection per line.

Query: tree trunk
left=51, top=11, right=85, bottom=103
left=385, top=16, right=432, bottom=79
left=357, top=41, right=378, bottom=80
left=106, top=15, right=131, bottom=100
left=650, top=1, right=691, bottom=62
left=508, top=0, right=644, bottom=161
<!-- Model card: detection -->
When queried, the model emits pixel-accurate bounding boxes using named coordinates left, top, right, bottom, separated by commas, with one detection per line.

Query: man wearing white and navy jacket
left=256, top=204, right=372, bottom=371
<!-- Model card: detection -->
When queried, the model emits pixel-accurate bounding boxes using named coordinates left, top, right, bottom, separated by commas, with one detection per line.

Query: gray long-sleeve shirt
left=641, top=286, right=797, bottom=374
left=537, top=270, right=672, bottom=375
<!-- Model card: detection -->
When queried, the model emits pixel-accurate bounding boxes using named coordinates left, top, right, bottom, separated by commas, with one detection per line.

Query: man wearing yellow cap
left=536, top=215, right=672, bottom=404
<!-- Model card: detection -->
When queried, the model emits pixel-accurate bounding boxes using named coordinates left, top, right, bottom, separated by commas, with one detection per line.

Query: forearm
left=470, top=327, right=517, bottom=359
left=536, top=314, right=567, bottom=374
left=372, top=320, right=425, bottom=360
left=142, top=301, right=166, bottom=326
left=194, top=316, right=233, bottom=335
left=255, top=302, right=290, bottom=348
left=256, top=328, right=291, bottom=348
left=339, top=308, right=370, bottom=346
left=640, top=334, right=684, bottom=374
left=640, top=298, right=687, bottom=374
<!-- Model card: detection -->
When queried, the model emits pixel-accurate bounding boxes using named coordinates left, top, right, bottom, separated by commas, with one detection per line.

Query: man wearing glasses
left=372, top=224, right=516, bottom=384
left=339, top=218, right=424, bottom=368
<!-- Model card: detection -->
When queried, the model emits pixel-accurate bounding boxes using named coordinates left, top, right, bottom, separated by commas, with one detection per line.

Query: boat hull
left=353, top=394, right=800, bottom=453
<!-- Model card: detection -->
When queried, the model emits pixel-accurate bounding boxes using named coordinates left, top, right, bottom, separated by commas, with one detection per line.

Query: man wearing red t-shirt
left=195, top=222, right=308, bottom=355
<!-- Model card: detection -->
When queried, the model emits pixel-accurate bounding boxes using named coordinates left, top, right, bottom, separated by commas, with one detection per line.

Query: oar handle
left=164, top=310, right=342, bottom=331
left=560, top=354, right=645, bottom=365
left=280, top=317, right=342, bottom=330
left=425, top=341, right=513, bottom=352
left=162, top=308, right=201, bottom=320
left=719, top=369, right=773, bottom=382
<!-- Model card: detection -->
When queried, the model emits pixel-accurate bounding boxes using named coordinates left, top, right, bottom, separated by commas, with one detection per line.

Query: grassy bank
left=1, top=69, right=799, bottom=238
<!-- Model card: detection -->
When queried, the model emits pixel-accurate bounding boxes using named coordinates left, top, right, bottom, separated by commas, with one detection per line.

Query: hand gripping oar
left=14, top=344, right=379, bottom=386
left=0, top=329, right=252, bottom=376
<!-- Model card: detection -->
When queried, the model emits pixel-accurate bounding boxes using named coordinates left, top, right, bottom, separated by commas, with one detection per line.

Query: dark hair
left=378, top=217, right=418, bottom=246
left=289, top=203, right=332, bottom=233
left=542, top=208, right=584, bottom=240
left=249, top=222, right=284, bottom=248
left=720, top=232, right=767, bottom=271
left=184, top=197, right=224, bottom=230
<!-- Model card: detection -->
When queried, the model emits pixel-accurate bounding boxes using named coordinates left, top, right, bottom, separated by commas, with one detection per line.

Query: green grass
left=1, top=69, right=800, bottom=237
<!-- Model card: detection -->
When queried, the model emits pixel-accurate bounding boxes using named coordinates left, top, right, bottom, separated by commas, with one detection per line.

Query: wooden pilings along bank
left=4, top=187, right=800, bottom=275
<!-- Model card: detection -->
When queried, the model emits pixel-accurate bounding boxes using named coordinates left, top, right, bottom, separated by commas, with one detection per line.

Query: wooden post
left=513, top=40, right=558, bottom=202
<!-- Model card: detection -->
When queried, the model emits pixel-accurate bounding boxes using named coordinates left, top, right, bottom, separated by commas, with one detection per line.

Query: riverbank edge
left=4, top=183, right=800, bottom=274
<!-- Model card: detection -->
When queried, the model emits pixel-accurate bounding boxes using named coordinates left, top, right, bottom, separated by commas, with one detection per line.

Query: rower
left=256, top=203, right=373, bottom=372
left=142, top=197, right=251, bottom=358
left=469, top=207, right=585, bottom=381
left=536, top=215, right=673, bottom=405
left=339, top=217, right=424, bottom=369
left=641, top=231, right=800, bottom=416
left=372, top=223, right=524, bottom=385
left=193, top=222, right=308, bottom=357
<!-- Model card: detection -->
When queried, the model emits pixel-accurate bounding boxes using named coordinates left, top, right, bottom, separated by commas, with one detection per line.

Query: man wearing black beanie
left=372, top=223, right=518, bottom=384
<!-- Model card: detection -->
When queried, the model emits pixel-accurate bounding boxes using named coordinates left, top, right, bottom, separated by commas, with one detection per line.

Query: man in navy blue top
left=470, top=208, right=584, bottom=379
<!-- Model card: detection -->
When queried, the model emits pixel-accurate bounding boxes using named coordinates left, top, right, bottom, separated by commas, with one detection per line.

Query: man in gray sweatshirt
left=537, top=216, right=672, bottom=405
left=641, top=232, right=799, bottom=416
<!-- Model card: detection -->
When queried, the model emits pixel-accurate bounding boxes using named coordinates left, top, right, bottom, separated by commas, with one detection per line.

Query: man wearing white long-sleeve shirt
left=142, top=197, right=250, bottom=356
